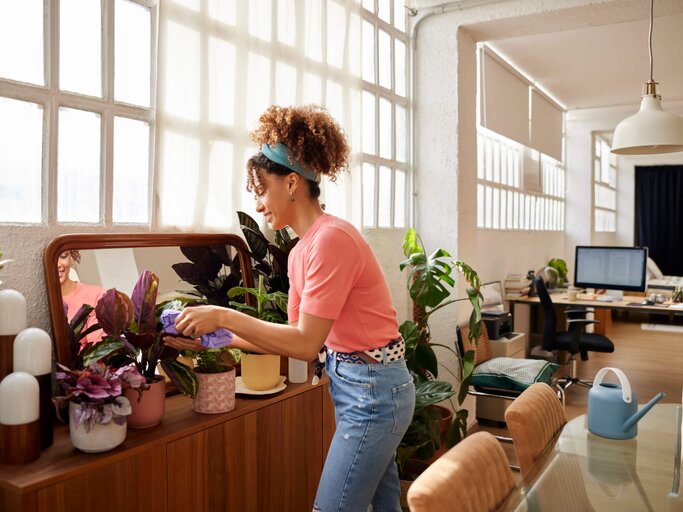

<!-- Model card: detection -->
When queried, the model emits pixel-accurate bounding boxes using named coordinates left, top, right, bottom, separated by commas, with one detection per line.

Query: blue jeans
left=314, top=350, right=415, bottom=511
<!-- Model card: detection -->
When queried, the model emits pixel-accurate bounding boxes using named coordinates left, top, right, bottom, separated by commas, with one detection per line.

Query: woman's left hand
left=174, top=305, right=227, bottom=339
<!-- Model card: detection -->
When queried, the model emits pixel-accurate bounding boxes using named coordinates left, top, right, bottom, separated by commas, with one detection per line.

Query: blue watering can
left=587, top=367, right=665, bottom=440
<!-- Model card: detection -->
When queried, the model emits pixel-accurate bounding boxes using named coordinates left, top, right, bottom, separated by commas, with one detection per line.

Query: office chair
left=407, top=431, right=516, bottom=512
left=534, top=276, right=614, bottom=390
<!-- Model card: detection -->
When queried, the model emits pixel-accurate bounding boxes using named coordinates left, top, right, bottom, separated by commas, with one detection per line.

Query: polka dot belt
left=333, top=338, right=406, bottom=365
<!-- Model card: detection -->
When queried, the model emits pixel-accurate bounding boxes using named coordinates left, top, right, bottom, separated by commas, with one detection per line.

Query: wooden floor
left=475, top=318, right=683, bottom=475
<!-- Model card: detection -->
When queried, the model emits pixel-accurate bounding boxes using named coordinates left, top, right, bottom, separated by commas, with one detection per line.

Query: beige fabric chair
left=407, top=431, right=515, bottom=512
left=504, top=382, right=567, bottom=476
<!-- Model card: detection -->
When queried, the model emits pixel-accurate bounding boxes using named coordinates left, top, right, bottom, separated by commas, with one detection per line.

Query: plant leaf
left=414, top=343, right=439, bottom=379
left=457, top=349, right=475, bottom=406
left=131, top=270, right=159, bottom=333
left=402, top=227, right=423, bottom=258
left=414, top=380, right=454, bottom=410
left=81, top=337, right=125, bottom=367
left=161, top=359, right=198, bottom=398
left=95, top=289, right=134, bottom=337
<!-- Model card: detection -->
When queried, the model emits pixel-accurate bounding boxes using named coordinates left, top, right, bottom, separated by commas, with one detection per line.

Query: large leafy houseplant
left=81, top=270, right=198, bottom=398
left=396, top=228, right=482, bottom=478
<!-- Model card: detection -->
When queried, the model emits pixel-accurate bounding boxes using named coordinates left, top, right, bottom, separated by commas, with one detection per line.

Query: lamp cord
left=648, top=0, right=654, bottom=82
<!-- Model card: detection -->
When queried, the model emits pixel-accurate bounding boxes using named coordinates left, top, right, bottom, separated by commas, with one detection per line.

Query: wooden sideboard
left=0, top=379, right=335, bottom=512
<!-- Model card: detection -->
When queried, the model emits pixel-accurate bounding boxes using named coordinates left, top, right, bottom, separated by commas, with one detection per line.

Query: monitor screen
left=574, top=246, right=648, bottom=292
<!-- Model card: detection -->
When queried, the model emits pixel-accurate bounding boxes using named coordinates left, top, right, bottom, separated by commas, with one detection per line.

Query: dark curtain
left=634, top=165, right=683, bottom=275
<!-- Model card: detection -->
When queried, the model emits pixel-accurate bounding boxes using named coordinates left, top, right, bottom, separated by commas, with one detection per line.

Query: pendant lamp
left=611, top=0, right=683, bottom=155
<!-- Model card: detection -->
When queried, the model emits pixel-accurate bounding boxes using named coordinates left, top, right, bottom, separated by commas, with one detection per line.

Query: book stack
left=505, top=274, right=532, bottom=299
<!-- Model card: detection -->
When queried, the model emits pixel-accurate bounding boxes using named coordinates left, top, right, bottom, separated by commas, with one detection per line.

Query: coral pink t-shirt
left=62, top=282, right=105, bottom=345
left=287, top=214, right=399, bottom=352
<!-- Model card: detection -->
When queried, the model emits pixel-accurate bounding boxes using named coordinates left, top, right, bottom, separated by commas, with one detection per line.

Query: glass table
left=499, top=403, right=683, bottom=512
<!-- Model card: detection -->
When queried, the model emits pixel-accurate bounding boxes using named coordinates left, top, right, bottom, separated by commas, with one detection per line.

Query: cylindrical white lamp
left=0, top=371, right=40, bottom=464
left=288, top=357, right=308, bottom=384
left=0, top=289, right=27, bottom=381
left=14, top=328, right=53, bottom=449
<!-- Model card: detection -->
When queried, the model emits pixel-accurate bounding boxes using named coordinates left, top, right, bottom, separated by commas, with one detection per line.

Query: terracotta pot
left=425, top=404, right=453, bottom=463
left=124, top=376, right=166, bottom=429
left=69, top=402, right=127, bottom=453
left=399, top=459, right=430, bottom=509
left=193, top=366, right=236, bottom=414
left=240, top=354, right=280, bottom=391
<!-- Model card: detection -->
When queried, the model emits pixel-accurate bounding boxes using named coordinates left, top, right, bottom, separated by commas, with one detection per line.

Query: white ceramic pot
left=69, top=402, right=127, bottom=453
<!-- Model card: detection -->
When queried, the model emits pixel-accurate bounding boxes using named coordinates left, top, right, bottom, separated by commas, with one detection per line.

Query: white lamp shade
left=0, top=371, right=39, bottom=425
left=0, top=289, right=27, bottom=335
left=612, top=96, right=683, bottom=155
left=14, top=328, right=52, bottom=376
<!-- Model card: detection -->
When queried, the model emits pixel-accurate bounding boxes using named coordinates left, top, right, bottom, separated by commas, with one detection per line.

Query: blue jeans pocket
left=391, top=379, right=415, bottom=435
left=333, top=360, right=372, bottom=389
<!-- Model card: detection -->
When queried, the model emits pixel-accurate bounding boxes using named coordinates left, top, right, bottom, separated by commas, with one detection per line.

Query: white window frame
left=593, top=132, right=617, bottom=233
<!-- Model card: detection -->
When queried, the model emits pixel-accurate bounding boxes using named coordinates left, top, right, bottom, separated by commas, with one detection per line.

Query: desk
left=499, top=403, right=683, bottom=511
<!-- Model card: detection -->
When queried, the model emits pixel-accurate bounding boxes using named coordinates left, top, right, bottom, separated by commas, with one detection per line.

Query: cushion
left=471, top=357, right=559, bottom=392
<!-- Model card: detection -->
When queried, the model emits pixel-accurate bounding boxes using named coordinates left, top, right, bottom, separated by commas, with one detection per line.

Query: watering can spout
left=622, top=392, right=665, bottom=432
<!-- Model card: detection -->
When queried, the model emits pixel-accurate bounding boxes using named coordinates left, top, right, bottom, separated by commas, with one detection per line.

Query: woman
left=168, top=105, right=414, bottom=511
left=58, top=250, right=105, bottom=346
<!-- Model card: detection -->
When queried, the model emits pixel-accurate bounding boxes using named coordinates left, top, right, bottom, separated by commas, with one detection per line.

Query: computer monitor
left=574, top=246, right=648, bottom=293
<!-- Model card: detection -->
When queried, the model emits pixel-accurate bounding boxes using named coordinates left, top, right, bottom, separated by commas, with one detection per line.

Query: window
left=593, top=134, right=617, bottom=232
left=360, top=0, right=409, bottom=228
left=477, top=127, right=565, bottom=231
left=0, top=0, right=155, bottom=225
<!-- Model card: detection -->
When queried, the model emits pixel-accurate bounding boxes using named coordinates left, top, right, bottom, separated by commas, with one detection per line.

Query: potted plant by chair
left=226, top=274, right=288, bottom=391
left=396, top=228, right=482, bottom=484
left=81, top=270, right=198, bottom=428
left=54, top=361, right=146, bottom=452
left=190, top=348, right=236, bottom=414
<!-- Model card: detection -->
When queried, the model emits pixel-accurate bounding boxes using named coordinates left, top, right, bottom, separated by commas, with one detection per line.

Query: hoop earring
left=289, top=192, right=295, bottom=202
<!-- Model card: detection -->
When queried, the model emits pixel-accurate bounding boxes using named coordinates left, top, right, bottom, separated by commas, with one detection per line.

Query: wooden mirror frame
left=44, top=233, right=255, bottom=368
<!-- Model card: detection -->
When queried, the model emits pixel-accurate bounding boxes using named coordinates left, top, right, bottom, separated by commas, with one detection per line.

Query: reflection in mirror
left=44, top=233, right=254, bottom=369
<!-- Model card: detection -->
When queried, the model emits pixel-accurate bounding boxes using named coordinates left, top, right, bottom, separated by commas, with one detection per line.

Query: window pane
left=60, top=0, right=101, bottom=97
left=209, top=38, right=236, bottom=126
left=362, top=162, right=376, bottom=227
left=204, top=140, right=234, bottom=229
left=246, top=52, right=271, bottom=126
left=209, top=0, right=236, bottom=24
left=278, top=0, right=296, bottom=45
left=394, top=169, right=405, bottom=228
left=249, top=0, right=272, bottom=42
left=327, top=1, right=345, bottom=68
left=115, top=0, right=151, bottom=107
left=0, top=0, right=43, bottom=85
left=304, top=1, right=323, bottom=62
left=113, top=117, right=149, bottom=223
left=163, top=21, right=200, bottom=121
left=378, top=29, right=391, bottom=89
left=325, top=81, right=344, bottom=127
left=362, top=91, right=375, bottom=155
left=304, top=72, right=322, bottom=105
left=0, top=98, right=42, bottom=223
left=159, top=132, right=200, bottom=227
left=393, top=0, right=405, bottom=31
left=172, top=0, right=199, bottom=10
left=395, top=39, right=405, bottom=96
left=378, top=0, right=390, bottom=23
left=379, top=97, right=392, bottom=159
left=58, top=108, right=101, bottom=223
left=362, top=21, right=375, bottom=83
left=362, top=0, right=374, bottom=12
left=395, top=105, right=406, bottom=163
left=378, top=166, right=392, bottom=227
left=276, top=62, right=297, bottom=107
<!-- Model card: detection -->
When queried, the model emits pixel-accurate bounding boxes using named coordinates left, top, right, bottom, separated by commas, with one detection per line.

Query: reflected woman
left=58, top=250, right=105, bottom=346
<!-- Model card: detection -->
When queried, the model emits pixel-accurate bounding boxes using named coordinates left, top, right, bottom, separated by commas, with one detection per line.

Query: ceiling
left=414, top=0, right=683, bottom=111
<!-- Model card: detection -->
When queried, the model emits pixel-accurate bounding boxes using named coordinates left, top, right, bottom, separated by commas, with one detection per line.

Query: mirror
left=44, top=233, right=254, bottom=368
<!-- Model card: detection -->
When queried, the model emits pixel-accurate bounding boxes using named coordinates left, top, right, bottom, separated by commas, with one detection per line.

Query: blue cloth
left=315, top=350, right=414, bottom=511
left=159, top=309, right=233, bottom=349
left=261, top=143, right=317, bottom=181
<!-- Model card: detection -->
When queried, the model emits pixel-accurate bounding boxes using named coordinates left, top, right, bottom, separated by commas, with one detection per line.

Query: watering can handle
left=592, top=367, right=632, bottom=403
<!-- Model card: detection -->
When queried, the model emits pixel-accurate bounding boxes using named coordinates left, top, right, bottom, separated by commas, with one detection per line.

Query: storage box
left=489, top=332, right=526, bottom=358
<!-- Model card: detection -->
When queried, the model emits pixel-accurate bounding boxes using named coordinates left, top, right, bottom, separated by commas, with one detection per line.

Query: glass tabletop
left=499, top=403, right=683, bottom=512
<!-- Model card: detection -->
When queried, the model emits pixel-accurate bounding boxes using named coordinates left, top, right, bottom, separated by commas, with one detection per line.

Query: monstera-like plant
left=81, top=270, right=197, bottom=398
left=397, top=228, right=482, bottom=479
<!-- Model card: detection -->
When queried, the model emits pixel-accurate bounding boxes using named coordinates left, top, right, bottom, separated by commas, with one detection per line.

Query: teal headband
left=260, top=143, right=317, bottom=182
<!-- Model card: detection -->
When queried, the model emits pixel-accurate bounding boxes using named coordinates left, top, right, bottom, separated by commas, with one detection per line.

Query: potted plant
left=54, top=361, right=146, bottom=452
left=81, top=270, right=198, bottom=428
left=396, top=228, right=482, bottom=481
left=227, top=274, right=288, bottom=391
left=190, top=348, right=236, bottom=414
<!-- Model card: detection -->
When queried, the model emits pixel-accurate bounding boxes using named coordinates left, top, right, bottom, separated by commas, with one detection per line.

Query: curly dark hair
left=70, top=250, right=81, bottom=264
left=247, top=105, right=350, bottom=198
